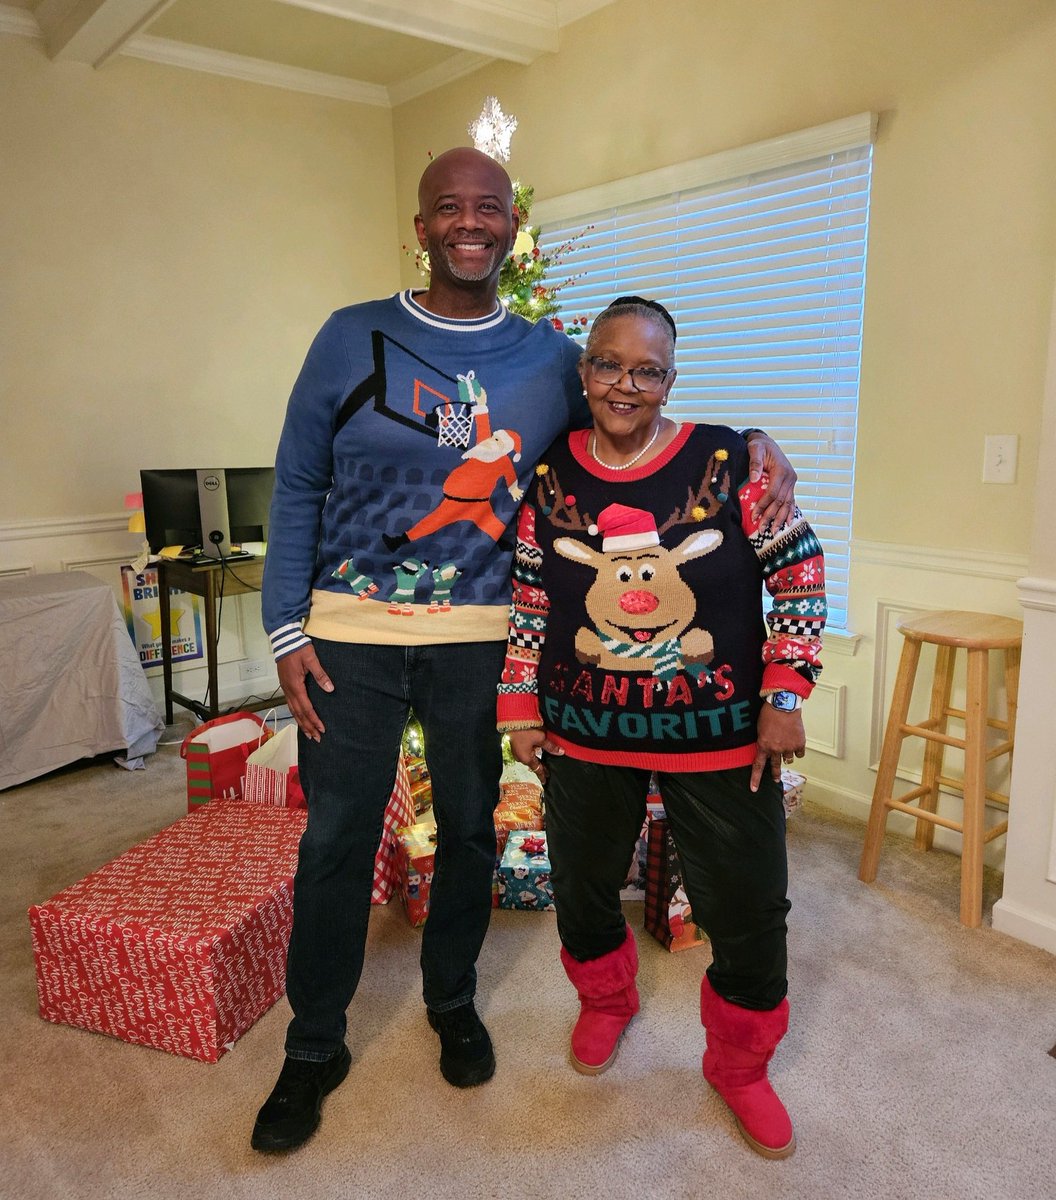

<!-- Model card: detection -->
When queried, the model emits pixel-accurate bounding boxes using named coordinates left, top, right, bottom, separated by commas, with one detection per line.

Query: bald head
left=417, top=147, right=514, bottom=215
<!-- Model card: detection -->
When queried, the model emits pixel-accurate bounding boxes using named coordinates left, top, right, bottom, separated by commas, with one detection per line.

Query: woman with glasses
left=497, top=296, right=826, bottom=1160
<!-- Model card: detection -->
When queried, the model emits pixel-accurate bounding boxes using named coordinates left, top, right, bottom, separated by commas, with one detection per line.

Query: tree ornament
left=469, top=96, right=518, bottom=163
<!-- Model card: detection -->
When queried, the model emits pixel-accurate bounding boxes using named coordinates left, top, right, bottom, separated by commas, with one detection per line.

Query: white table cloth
left=0, top=572, right=163, bottom=790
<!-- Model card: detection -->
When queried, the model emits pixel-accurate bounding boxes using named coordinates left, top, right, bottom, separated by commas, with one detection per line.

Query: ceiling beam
left=34, top=0, right=176, bottom=67
left=271, top=0, right=559, bottom=64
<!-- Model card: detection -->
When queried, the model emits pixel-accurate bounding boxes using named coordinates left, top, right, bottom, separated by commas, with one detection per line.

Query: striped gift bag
left=180, top=712, right=272, bottom=812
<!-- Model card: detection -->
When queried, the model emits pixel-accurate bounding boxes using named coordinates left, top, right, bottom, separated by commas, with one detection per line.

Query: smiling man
left=252, top=147, right=798, bottom=1155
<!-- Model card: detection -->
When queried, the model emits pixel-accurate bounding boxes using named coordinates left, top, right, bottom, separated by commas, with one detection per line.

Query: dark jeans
left=544, top=756, right=790, bottom=1011
left=284, top=638, right=506, bottom=1060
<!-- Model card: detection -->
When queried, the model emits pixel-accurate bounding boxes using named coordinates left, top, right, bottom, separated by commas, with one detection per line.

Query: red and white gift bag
left=242, top=723, right=306, bottom=809
left=180, top=711, right=273, bottom=811
left=372, top=755, right=415, bottom=904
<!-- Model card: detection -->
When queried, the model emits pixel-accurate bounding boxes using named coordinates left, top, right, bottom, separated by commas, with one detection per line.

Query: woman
left=496, top=296, right=825, bottom=1160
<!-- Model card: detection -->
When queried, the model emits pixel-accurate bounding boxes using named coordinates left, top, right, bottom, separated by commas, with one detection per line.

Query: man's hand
left=277, top=644, right=334, bottom=743
left=750, top=703, right=805, bottom=793
left=745, top=431, right=797, bottom=530
left=507, top=727, right=564, bottom=784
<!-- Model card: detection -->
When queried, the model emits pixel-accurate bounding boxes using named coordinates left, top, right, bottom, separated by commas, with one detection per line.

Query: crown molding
left=388, top=49, right=491, bottom=106
left=0, top=4, right=41, bottom=37
left=124, top=33, right=390, bottom=105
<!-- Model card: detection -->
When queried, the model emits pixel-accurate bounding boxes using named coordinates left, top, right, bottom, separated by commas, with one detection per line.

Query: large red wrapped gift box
left=28, top=802, right=307, bottom=1062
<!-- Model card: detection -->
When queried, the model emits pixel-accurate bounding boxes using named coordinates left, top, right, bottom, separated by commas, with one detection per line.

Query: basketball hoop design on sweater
left=433, top=399, right=474, bottom=449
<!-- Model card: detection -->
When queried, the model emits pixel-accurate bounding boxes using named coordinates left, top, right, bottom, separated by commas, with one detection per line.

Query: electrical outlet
left=239, top=659, right=270, bottom=681
left=982, top=434, right=1018, bottom=484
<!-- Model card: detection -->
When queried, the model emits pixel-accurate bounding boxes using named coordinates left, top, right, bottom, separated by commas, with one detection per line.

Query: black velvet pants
left=544, top=756, right=791, bottom=1010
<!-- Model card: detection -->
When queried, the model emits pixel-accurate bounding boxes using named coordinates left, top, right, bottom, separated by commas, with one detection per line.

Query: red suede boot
left=699, top=977, right=795, bottom=1159
left=560, top=927, right=640, bottom=1075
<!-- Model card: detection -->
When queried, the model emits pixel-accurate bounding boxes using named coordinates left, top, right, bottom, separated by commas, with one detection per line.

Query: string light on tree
left=469, top=96, right=518, bottom=163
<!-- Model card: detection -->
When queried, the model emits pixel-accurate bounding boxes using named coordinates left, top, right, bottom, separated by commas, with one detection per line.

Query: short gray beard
left=438, top=244, right=506, bottom=283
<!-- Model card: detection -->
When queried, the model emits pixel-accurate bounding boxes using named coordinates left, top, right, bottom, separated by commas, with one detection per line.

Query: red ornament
left=552, top=318, right=564, bottom=332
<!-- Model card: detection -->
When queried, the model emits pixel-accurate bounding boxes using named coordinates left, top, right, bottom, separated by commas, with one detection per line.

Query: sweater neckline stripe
left=398, top=290, right=508, bottom=332
left=569, top=422, right=694, bottom=478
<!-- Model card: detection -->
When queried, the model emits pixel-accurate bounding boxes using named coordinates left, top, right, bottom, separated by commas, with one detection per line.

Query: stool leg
left=1004, top=644, right=1021, bottom=755
left=959, top=646, right=989, bottom=927
left=915, top=644, right=955, bottom=852
left=859, top=636, right=921, bottom=883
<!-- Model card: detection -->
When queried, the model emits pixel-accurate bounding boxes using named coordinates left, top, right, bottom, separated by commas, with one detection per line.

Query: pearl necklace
left=590, top=424, right=661, bottom=471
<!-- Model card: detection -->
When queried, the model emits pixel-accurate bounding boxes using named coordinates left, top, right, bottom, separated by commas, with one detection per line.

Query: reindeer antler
left=657, top=455, right=731, bottom=535
left=535, top=468, right=595, bottom=532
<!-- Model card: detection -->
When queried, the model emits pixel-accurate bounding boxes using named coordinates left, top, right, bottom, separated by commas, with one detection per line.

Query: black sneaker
left=427, top=1002, right=496, bottom=1088
left=250, top=1045, right=352, bottom=1153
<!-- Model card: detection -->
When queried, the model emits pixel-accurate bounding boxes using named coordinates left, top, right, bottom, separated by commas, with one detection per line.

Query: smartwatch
left=765, top=690, right=802, bottom=712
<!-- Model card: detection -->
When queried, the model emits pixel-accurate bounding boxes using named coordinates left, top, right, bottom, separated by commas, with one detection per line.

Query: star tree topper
left=468, top=96, right=517, bottom=163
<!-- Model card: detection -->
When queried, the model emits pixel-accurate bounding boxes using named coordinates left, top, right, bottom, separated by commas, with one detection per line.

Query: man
left=252, top=147, right=796, bottom=1153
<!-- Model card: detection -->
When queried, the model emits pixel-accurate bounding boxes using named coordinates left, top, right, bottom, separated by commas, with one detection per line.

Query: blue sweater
left=263, top=291, right=587, bottom=658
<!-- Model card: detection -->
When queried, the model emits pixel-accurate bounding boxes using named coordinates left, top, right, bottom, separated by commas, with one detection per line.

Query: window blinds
left=533, top=126, right=874, bottom=631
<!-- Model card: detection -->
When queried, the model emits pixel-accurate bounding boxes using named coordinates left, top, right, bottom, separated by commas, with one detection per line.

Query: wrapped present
left=180, top=711, right=273, bottom=810
left=494, top=781, right=544, bottom=854
left=781, top=769, right=806, bottom=818
left=497, top=830, right=554, bottom=911
left=404, top=755, right=429, bottom=785
left=493, top=780, right=545, bottom=907
left=28, top=803, right=306, bottom=1062
left=394, top=821, right=437, bottom=927
left=644, top=817, right=708, bottom=952
left=373, top=756, right=415, bottom=905
left=621, top=798, right=665, bottom=901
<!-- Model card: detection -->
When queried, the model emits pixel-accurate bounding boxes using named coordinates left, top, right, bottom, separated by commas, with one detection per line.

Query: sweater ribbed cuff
left=269, top=622, right=310, bottom=662
left=760, top=664, right=813, bottom=698
left=496, top=692, right=543, bottom=731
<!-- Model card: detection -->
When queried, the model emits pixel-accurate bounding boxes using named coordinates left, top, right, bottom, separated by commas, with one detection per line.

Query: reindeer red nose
left=620, top=590, right=659, bottom=616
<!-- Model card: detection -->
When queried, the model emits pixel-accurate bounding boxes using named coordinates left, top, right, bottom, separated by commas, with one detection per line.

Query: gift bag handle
left=179, top=709, right=270, bottom=759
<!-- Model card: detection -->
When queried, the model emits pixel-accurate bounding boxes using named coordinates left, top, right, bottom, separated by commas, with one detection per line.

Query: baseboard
left=991, top=898, right=1056, bottom=956
left=801, top=777, right=1007, bottom=867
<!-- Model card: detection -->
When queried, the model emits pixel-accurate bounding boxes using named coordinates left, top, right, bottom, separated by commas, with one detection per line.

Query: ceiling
left=3, top=0, right=619, bottom=105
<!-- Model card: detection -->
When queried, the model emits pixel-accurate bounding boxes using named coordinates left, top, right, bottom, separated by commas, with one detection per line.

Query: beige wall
left=0, top=34, right=398, bottom=522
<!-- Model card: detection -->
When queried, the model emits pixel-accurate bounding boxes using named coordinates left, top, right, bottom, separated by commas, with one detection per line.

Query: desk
left=0, top=572, right=163, bottom=790
left=156, top=556, right=273, bottom=723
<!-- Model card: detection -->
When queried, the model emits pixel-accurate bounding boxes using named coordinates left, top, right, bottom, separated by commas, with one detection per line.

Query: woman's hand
left=507, top=727, right=564, bottom=784
left=277, top=644, right=334, bottom=743
left=745, top=431, right=798, bottom=530
left=750, top=704, right=805, bottom=793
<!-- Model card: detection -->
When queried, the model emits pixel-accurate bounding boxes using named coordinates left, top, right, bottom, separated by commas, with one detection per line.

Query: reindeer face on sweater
left=553, top=529, right=723, bottom=672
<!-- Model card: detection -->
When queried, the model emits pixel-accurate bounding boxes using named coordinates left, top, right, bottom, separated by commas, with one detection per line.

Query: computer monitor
left=140, top=468, right=201, bottom=554
left=197, top=467, right=275, bottom=558
left=139, top=467, right=275, bottom=557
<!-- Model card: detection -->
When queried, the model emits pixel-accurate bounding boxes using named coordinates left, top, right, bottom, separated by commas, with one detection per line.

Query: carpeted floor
left=2, top=737, right=1054, bottom=1200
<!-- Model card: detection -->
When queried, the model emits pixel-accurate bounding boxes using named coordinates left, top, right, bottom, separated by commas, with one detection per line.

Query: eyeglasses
left=587, top=357, right=673, bottom=392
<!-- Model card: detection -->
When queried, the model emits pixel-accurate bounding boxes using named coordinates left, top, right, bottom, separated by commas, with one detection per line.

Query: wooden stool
left=858, top=610, right=1022, bottom=927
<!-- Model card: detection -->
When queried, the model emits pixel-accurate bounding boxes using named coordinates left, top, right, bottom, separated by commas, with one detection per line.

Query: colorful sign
left=121, top=564, right=203, bottom=666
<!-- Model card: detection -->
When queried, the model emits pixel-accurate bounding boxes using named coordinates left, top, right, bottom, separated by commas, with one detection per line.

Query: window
left=534, top=114, right=876, bottom=631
